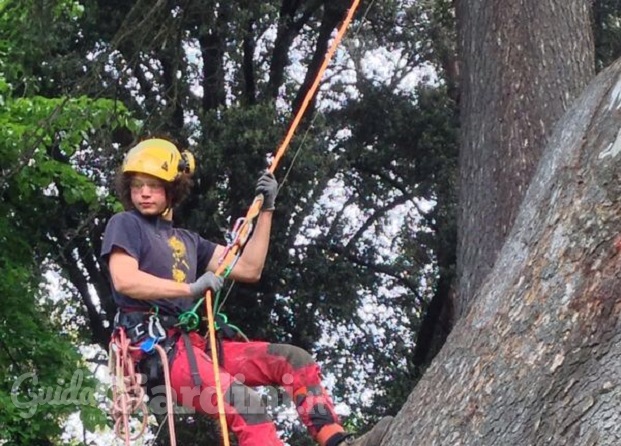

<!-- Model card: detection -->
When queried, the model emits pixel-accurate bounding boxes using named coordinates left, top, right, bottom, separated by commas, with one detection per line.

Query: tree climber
left=102, top=137, right=392, bottom=446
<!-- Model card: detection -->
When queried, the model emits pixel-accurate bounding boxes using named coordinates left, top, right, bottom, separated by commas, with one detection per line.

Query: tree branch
left=315, top=241, right=422, bottom=295
left=199, top=3, right=231, bottom=111
left=344, top=193, right=412, bottom=252
left=59, top=245, right=111, bottom=351
left=242, top=20, right=257, bottom=105
left=351, top=162, right=411, bottom=196
left=0, top=338, right=21, bottom=373
left=267, top=0, right=323, bottom=100
left=291, top=3, right=343, bottom=115
left=324, top=193, right=359, bottom=241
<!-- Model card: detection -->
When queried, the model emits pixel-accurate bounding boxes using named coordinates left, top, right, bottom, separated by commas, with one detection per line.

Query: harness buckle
left=130, top=323, right=147, bottom=341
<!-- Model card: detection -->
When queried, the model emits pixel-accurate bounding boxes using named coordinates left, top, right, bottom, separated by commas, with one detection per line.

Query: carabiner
left=148, top=314, right=166, bottom=341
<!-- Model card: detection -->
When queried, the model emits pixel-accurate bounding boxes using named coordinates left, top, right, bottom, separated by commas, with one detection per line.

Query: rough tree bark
left=456, top=0, right=594, bottom=315
left=384, top=56, right=621, bottom=446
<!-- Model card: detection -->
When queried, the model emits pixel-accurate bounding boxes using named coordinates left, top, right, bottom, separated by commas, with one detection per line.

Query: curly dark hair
left=114, top=168, right=194, bottom=211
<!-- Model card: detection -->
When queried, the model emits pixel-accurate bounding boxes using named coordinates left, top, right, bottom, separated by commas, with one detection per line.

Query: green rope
left=176, top=297, right=204, bottom=331
left=214, top=257, right=248, bottom=340
left=176, top=255, right=247, bottom=338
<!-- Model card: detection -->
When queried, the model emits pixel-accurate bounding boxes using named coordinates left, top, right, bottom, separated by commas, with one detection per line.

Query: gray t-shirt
left=101, top=210, right=217, bottom=315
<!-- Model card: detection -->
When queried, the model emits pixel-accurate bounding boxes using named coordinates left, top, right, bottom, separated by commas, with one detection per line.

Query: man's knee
left=267, top=344, right=315, bottom=369
left=225, top=381, right=272, bottom=425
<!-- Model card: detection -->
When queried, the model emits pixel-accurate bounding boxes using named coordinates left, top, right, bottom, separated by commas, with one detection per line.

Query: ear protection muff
left=178, top=151, right=196, bottom=175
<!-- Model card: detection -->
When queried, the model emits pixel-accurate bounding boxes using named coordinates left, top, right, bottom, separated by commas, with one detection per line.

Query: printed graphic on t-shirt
left=168, top=235, right=190, bottom=282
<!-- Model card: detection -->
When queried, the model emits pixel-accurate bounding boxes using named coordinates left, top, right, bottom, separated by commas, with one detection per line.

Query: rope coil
left=109, top=327, right=177, bottom=446
left=109, top=329, right=148, bottom=443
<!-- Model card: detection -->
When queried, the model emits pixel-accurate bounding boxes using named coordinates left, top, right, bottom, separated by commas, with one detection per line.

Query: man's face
left=129, top=173, right=168, bottom=216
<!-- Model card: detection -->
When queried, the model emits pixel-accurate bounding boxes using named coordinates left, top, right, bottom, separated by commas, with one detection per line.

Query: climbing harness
left=109, top=303, right=241, bottom=445
left=204, top=1, right=362, bottom=445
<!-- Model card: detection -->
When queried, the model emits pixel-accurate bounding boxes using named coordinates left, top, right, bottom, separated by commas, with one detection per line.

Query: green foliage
left=0, top=0, right=86, bottom=93
left=0, top=3, right=136, bottom=441
left=0, top=67, right=133, bottom=442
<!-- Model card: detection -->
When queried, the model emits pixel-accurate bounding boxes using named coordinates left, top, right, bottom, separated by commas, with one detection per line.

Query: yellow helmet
left=122, top=138, right=196, bottom=182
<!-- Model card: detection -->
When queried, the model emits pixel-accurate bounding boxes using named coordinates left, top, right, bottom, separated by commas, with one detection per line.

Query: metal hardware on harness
left=148, top=314, right=167, bottom=341
left=132, top=324, right=146, bottom=341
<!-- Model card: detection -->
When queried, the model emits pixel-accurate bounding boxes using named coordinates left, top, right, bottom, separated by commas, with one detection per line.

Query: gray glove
left=255, top=171, right=278, bottom=210
left=188, top=271, right=224, bottom=297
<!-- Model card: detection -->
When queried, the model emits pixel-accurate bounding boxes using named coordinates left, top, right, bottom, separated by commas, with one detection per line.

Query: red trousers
left=163, top=332, right=343, bottom=446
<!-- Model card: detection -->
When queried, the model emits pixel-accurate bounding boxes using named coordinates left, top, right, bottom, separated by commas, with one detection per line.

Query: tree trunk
left=456, top=0, right=594, bottom=315
left=384, top=57, right=621, bottom=445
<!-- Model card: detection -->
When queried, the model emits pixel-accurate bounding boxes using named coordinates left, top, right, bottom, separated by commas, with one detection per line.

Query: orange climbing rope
left=204, top=1, right=362, bottom=445
left=269, top=0, right=362, bottom=175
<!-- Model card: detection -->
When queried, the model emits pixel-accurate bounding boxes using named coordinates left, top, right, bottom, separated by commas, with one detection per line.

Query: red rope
left=110, top=330, right=148, bottom=444
left=154, top=343, right=177, bottom=446
left=110, top=330, right=177, bottom=445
